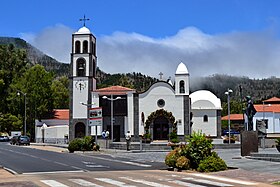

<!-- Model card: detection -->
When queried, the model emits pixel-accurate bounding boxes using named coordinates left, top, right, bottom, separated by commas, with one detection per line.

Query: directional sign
left=89, top=107, right=102, bottom=126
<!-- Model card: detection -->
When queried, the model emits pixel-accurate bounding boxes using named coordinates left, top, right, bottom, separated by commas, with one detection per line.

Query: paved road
left=0, top=142, right=279, bottom=186
left=0, top=142, right=164, bottom=174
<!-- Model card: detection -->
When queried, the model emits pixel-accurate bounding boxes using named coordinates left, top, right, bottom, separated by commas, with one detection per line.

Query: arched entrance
left=153, top=116, right=169, bottom=140
left=145, top=109, right=176, bottom=141
left=75, top=122, right=86, bottom=138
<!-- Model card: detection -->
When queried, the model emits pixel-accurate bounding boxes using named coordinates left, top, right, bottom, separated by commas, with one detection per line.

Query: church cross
left=79, top=15, right=90, bottom=27
left=159, top=72, right=163, bottom=80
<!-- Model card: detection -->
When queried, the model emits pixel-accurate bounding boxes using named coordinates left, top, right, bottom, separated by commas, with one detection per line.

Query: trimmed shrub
left=165, top=149, right=180, bottom=168
left=176, top=156, right=190, bottom=170
left=68, top=138, right=83, bottom=153
left=185, top=131, right=213, bottom=169
left=197, top=152, right=227, bottom=172
left=81, top=136, right=93, bottom=151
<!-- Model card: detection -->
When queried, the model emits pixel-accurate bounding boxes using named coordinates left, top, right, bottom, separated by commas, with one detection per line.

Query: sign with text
left=89, top=107, right=102, bottom=126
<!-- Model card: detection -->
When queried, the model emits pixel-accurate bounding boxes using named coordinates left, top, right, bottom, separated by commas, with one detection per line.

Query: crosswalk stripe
left=183, top=177, right=233, bottom=187
left=69, top=179, right=103, bottom=187
left=40, top=180, right=68, bottom=187
left=188, top=173, right=258, bottom=185
left=120, top=177, right=172, bottom=187
left=168, top=180, right=206, bottom=187
left=95, top=178, right=136, bottom=187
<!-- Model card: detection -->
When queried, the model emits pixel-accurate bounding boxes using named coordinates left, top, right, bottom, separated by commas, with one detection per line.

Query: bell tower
left=69, top=16, right=97, bottom=141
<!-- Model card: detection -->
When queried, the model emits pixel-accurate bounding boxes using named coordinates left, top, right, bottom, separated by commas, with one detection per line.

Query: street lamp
left=80, top=102, right=98, bottom=143
left=225, top=89, right=233, bottom=144
left=17, top=90, right=27, bottom=136
left=262, top=102, right=271, bottom=120
left=102, top=95, right=122, bottom=142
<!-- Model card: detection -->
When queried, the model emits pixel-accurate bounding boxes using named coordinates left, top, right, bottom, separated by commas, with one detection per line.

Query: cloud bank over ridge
left=22, top=25, right=280, bottom=79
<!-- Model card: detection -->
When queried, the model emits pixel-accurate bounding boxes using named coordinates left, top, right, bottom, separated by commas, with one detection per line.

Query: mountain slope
left=0, top=37, right=69, bottom=76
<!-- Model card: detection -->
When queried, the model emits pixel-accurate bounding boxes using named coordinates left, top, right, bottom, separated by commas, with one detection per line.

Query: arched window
left=203, top=115, right=208, bottom=122
left=179, top=80, right=185, bottom=93
left=83, top=40, right=88, bottom=53
left=77, top=58, right=86, bottom=76
left=75, top=41, right=81, bottom=53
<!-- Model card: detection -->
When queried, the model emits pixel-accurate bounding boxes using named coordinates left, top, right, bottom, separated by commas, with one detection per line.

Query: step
left=246, top=156, right=280, bottom=162
left=250, top=153, right=280, bottom=158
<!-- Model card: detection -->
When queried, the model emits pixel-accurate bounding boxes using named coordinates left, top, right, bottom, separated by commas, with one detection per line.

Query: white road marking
left=168, top=180, right=206, bottom=187
left=95, top=178, right=136, bottom=187
left=82, top=155, right=152, bottom=167
left=183, top=177, right=233, bottom=187
left=22, top=170, right=84, bottom=175
left=85, top=164, right=109, bottom=168
left=69, top=179, right=103, bottom=187
left=54, top=161, right=69, bottom=166
left=120, top=177, right=171, bottom=187
left=188, top=173, right=259, bottom=185
left=40, top=180, right=68, bottom=187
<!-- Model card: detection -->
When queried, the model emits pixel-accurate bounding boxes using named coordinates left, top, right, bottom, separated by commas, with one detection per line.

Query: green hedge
left=68, top=136, right=98, bottom=153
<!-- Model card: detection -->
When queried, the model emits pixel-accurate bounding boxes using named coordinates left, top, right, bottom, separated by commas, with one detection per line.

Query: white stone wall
left=139, top=82, right=185, bottom=135
left=73, top=77, right=88, bottom=119
left=191, top=109, right=217, bottom=137
left=35, top=126, right=69, bottom=144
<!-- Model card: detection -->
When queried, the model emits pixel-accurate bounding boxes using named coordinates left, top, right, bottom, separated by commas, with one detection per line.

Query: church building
left=69, top=25, right=222, bottom=142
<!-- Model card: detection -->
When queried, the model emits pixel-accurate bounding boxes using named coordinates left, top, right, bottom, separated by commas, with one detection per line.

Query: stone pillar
left=183, top=96, right=190, bottom=136
left=133, top=93, right=139, bottom=141
left=241, top=131, right=258, bottom=156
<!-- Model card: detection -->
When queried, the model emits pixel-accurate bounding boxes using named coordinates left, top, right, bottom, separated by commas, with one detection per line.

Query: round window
left=157, top=99, right=165, bottom=108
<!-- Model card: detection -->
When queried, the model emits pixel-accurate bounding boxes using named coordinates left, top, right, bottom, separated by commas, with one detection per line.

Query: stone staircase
left=246, top=152, right=280, bottom=162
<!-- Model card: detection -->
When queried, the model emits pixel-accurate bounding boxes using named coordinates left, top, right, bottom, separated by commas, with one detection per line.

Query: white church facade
left=68, top=25, right=222, bottom=142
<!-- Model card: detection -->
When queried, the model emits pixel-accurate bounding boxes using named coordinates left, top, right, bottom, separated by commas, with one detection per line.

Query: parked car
left=17, top=136, right=30, bottom=146
left=0, top=136, right=9, bottom=142
left=222, top=129, right=240, bottom=136
left=10, top=136, right=19, bottom=145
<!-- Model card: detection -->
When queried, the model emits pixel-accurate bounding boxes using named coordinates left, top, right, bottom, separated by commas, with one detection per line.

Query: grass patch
left=272, top=181, right=280, bottom=185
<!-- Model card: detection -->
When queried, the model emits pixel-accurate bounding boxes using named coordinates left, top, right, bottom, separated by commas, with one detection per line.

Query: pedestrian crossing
left=39, top=175, right=255, bottom=187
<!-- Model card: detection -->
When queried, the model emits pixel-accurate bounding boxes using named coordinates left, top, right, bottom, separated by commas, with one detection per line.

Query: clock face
left=75, top=80, right=87, bottom=91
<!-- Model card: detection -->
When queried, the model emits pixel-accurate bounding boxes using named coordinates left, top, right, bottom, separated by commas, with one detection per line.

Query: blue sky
left=1, top=0, right=280, bottom=78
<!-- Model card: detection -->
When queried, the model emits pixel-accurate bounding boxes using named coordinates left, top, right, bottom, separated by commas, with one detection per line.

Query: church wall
left=138, top=84, right=186, bottom=136
left=191, top=109, right=217, bottom=137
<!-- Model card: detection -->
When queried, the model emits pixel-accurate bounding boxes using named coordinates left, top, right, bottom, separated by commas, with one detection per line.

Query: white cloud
left=22, top=25, right=280, bottom=79
left=99, top=27, right=280, bottom=79
left=20, top=24, right=73, bottom=63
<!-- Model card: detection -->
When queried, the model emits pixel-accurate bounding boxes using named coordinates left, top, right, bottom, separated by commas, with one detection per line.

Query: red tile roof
left=53, top=109, right=69, bottom=120
left=221, top=114, right=244, bottom=121
left=254, top=104, right=280, bottom=113
left=94, top=85, right=135, bottom=95
left=263, top=97, right=280, bottom=103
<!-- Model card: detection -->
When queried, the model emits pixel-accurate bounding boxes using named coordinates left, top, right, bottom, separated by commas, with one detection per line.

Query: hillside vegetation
left=1, top=37, right=280, bottom=104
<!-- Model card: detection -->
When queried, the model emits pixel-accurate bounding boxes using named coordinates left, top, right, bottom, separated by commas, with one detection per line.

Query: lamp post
left=17, top=90, right=27, bottom=136
left=80, top=102, right=97, bottom=143
left=225, top=89, right=233, bottom=144
left=102, top=95, right=121, bottom=142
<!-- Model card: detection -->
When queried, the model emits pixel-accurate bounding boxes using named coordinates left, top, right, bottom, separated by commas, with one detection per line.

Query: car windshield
left=20, top=136, right=29, bottom=140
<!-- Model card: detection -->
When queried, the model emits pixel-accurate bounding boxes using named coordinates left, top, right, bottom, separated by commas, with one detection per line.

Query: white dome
left=176, top=62, right=189, bottom=74
left=75, top=26, right=91, bottom=34
left=190, top=90, right=221, bottom=109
